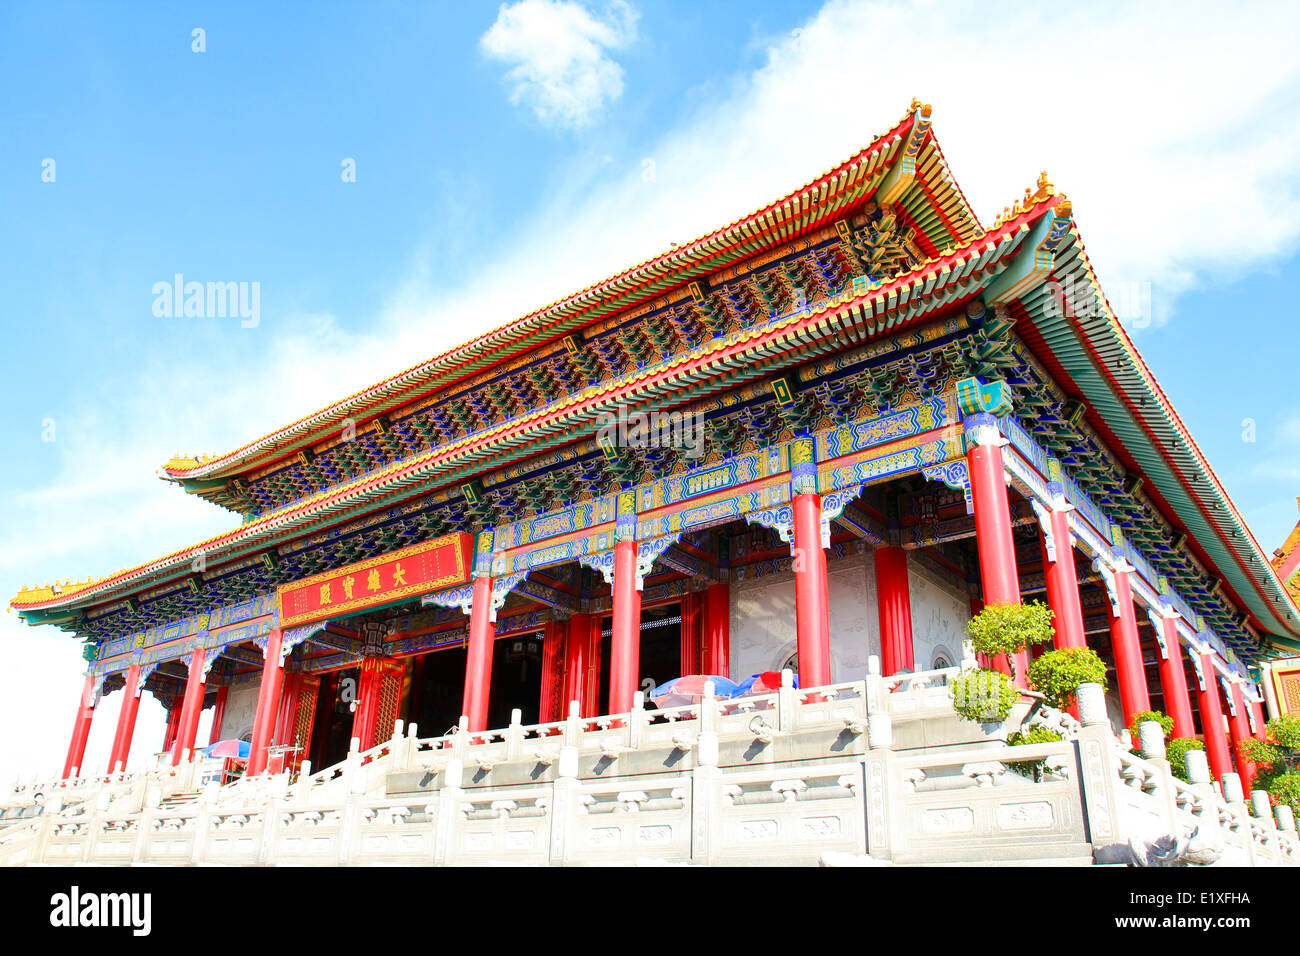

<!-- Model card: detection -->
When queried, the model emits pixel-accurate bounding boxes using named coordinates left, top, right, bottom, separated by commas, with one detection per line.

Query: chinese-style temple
left=12, top=100, right=1300, bottom=816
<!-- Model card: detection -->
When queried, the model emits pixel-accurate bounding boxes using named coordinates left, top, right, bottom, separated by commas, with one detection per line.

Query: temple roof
left=160, top=101, right=980, bottom=498
left=1274, top=498, right=1300, bottom=602
left=13, top=103, right=1300, bottom=657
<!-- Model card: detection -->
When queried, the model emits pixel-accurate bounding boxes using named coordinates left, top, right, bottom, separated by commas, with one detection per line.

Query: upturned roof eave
left=161, top=104, right=981, bottom=487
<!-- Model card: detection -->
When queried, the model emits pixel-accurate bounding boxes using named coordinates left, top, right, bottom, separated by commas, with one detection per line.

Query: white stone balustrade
left=2, top=678, right=1297, bottom=868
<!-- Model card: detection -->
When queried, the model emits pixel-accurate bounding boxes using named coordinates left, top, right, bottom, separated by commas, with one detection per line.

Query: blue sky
left=3, top=0, right=1300, bottom=788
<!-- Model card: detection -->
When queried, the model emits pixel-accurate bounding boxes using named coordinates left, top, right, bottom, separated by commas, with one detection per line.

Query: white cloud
left=481, top=0, right=638, bottom=129
left=11, top=0, right=1300, bottom=791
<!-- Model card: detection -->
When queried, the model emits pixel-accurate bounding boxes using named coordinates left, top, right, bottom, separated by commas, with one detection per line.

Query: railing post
left=1137, top=720, right=1178, bottom=835
left=433, top=718, right=468, bottom=866
left=777, top=668, right=795, bottom=732
left=1251, top=790, right=1276, bottom=860
left=864, top=655, right=885, bottom=716
left=549, top=705, right=583, bottom=867
left=506, top=709, right=522, bottom=762
left=336, top=793, right=360, bottom=866
left=1221, top=772, right=1256, bottom=866
left=31, top=797, right=61, bottom=864
left=191, top=793, right=213, bottom=865
left=1183, top=749, right=1223, bottom=856
left=132, top=786, right=161, bottom=863
left=295, top=760, right=313, bottom=804
left=691, top=681, right=721, bottom=865
left=1074, top=682, right=1126, bottom=863
left=863, top=700, right=894, bottom=861
left=564, top=700, right=582, bottom=750
left=403, top=722, right=419, bottom=772
left=628, top=692, right=645, bottom=750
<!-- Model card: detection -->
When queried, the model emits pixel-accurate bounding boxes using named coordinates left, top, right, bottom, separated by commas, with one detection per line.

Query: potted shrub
left=950, top=601, right=1055, bottom=740
left=965, top=601, right=1055, bottom=685
left=1238, top=714, right=1300, bottom=815
left=1028, top=645, right=1108, bottom=711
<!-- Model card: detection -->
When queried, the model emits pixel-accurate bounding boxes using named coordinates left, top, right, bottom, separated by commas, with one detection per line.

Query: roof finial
left=1031, top=171, right=1055, bottom=203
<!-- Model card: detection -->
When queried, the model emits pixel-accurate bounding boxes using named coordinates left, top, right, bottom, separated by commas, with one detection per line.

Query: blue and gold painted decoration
left=422, top=583, right=475, bottom=615
left=745, top=504, right=796, bottom=546
left=578, top=550, right=617, bottom=585
left=207, top=617, right=272, bottom=651
left=208, top=594, right=276, bottom=629
left=790, top=437, right=818, bottom=496
left=921, top=460, right=972, bottom=514
left=819, top=394, right=953, bottom=461
left=473, top=530, right=494, bottom=578
left=641, top=482, right=792, bottom=541
left=615, top=489, right=638, bottom=543
left=956, top=377, right=1013, bottom=419
left=820, top=437, right=950, bottom=493
left=1046, top=456, right=1065, bottom=496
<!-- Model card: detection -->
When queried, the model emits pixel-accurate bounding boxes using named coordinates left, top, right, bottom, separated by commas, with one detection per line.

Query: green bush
left=1007, top=726, right=1064, bottom=781
left=1028, top=646, right=1107, bottom=709
left=1237, top=715, right=1300, bottom=815
left=1165, top=737, right=1207, bottom=783
left=952, top=667, right=1019, bottom=724
left=966, top=601, right=1055, bottom=682
left=1128, top=710, right=1174, bottom=740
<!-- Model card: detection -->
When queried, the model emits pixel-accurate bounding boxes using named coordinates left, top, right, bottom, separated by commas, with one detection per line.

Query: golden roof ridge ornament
left=1030, top=170, right=1056, bottom=203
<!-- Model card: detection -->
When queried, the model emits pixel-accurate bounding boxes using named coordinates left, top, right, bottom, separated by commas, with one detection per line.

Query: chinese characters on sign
left=278, top=533, right=472, bottom=628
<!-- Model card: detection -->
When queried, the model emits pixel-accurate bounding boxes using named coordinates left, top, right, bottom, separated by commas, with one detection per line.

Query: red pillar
left=1226, top=679, right=1256, bottom=791
left=793, top=492, right=831, bottom=688
left=1106, top=563, right=1150, bottom=725
left=171, top=647, right=207, bottom=765
left=875, top=546, right=914, bottom=675
left=462, top=574, right=495, bottom=732
left=965, top=421, right=1027, bottom=685
left=1040, top=510, right=1086, bottom=650
left=161, top=704, right=181, bottom=754
left=539, top=621, right=565, bottom=724
left=208, top=685, right=229, bottom=744
left=679, top=592, right=702, bottom=676
left=1155, top=614, right=1196, bottom=739
left=1196, top=650, right=1232, bottom=782
left=276, top=672, right=306, bottom=747
left=703, top=580, right=730, bottom=678
left=563, top=613, right=591, bottom=716
left=351, top=662, right=381, bottom=748
left=247, top=630, right=285, bottom=776
left=62, top=675, right=97, bottom=779
left=610, top=539, right=642, bottom=714
left=108, top=664, right=143, bottom=773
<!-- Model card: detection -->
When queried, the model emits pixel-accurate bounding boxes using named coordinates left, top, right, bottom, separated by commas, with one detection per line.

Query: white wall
left=907, top=562, right=972, bottom=671
left=220, top=683, right=261, bottom=742
left=729, top=549, right=970, bottom=683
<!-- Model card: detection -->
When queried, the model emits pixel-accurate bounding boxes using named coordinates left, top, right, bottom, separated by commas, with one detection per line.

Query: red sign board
left=278, top=533, right=472, bottom=628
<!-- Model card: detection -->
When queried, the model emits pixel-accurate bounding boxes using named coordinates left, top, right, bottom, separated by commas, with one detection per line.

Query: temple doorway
left=413, top=646, right=469, bottom=739
left=486, top=632, right=543, bottom=728
left=310, top=667, right=360, bottom=770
